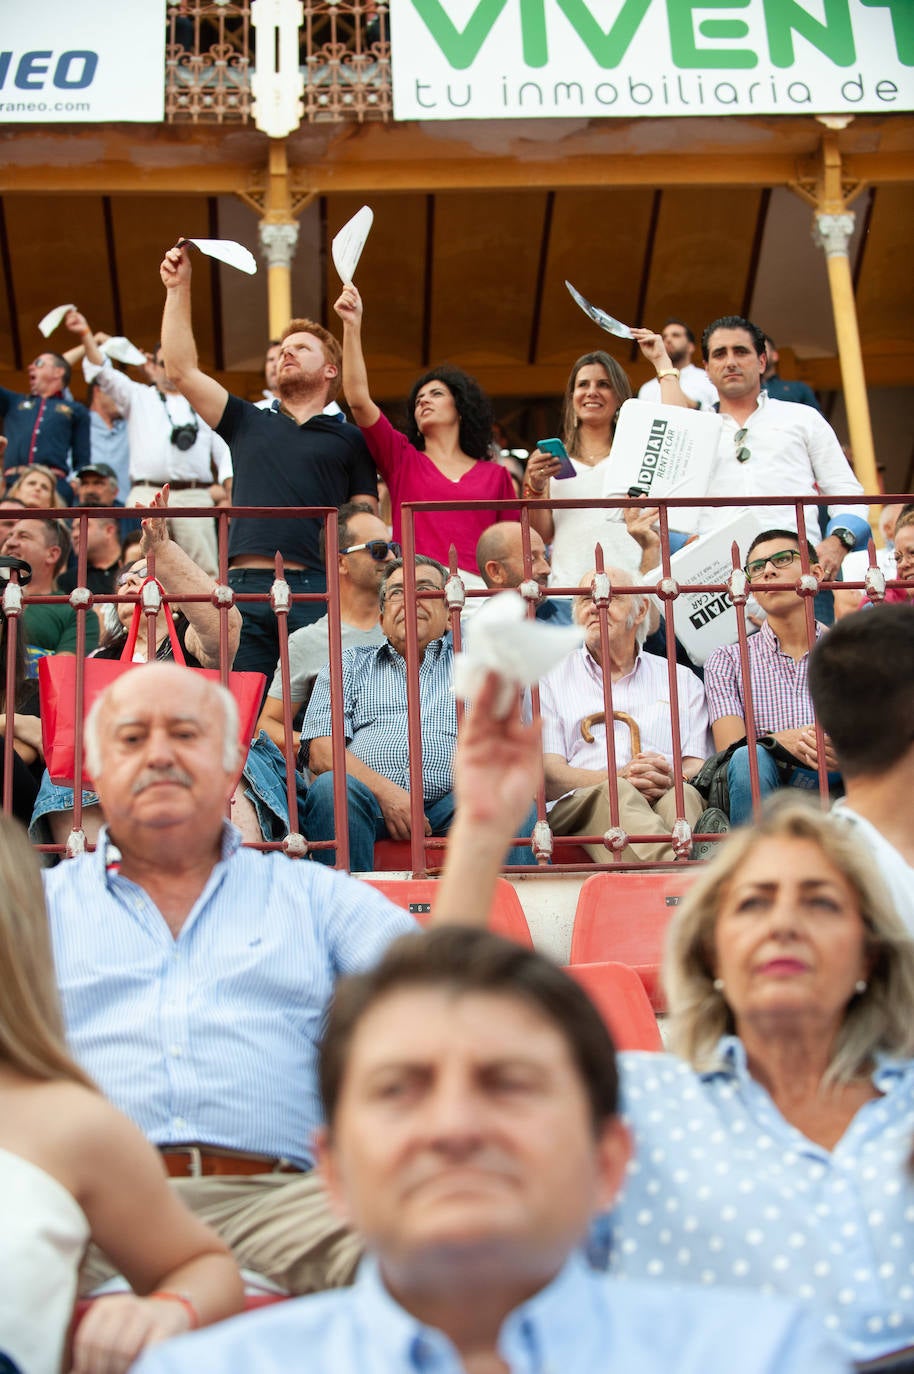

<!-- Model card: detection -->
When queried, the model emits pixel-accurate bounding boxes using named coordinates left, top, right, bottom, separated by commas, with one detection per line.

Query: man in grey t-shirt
left=257, top=502, right=396, bottom=752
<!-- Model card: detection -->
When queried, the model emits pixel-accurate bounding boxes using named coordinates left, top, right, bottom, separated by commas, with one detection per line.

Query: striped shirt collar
left=97, top=818, right=242, bottom=882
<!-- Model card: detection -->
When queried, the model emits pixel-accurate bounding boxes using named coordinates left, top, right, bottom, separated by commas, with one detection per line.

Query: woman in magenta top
left=334, top=285, right=516, bottom=576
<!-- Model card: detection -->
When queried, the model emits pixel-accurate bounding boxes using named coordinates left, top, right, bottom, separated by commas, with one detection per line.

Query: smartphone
left=537, top=437, right=577, bottom=480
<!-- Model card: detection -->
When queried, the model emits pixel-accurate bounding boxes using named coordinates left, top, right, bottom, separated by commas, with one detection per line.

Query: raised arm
left=65, top=311, right=106, bottom=369
left=630, top=328, right=691, bottom=410
left=141, top=486, right=241, bottom=668
left=432, top=673, right=542, bottom=925
left=159, top=243, right=230, bottom=430
left=333, top=284, right=380, bottom=429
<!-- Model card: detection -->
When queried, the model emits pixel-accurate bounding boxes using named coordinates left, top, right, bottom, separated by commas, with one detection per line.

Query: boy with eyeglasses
left=703, top=528, right=841, bottom=823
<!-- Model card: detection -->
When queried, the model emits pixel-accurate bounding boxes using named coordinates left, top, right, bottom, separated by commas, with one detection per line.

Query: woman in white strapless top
left=0, top=816, right=243, bottom=1374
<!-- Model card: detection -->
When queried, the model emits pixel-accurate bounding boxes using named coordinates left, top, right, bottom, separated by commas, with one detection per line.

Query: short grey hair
left=84, top=673, right=240, bottom=777
left=378, top=555, right=448, bottom=611
left=662, top=794, right=914, bottom=1084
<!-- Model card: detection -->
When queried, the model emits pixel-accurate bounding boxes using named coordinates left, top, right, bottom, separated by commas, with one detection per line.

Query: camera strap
left=157, top=387, right=198, bottom=431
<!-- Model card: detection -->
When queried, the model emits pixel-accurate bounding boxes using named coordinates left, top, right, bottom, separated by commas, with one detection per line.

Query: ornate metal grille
left=165, top=0, right=392, bottom=124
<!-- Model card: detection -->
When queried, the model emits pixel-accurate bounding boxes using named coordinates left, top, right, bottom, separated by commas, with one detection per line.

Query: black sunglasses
left=341, top=540, right=401, bottom=562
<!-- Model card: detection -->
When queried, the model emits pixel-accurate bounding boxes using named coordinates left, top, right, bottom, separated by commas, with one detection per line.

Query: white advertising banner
left=646, top=512, right=762, bottom=666
left=605, top=400, right=721, bottom=532
left=390, top=0, right=912, bottom=121
left=0, top=2, right=165, bottom=124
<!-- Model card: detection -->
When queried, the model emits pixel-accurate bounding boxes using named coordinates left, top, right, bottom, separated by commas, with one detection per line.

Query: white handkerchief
left=101, top=336, right=147, bottom=366
left=453, top=590, right=583, bottom=716
left=178, top=238, right=257, bottom=274
left=38, top=304, right=76, bottom=338
left=565, top=281, right=634, bottom=340
left=332, top=206, right=374, bottom=284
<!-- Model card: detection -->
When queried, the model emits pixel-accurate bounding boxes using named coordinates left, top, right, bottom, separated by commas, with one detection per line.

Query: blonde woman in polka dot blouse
left=593, top=797, right=914, bottom=1366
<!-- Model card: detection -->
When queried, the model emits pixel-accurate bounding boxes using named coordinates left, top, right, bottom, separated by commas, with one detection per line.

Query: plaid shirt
left=704, top=620, right=825, bottom=735
left=301, top=633, right=456, bottom=804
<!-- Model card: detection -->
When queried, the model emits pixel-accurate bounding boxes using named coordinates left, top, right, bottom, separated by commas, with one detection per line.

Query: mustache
left=132, top=766, right=194, bottom=795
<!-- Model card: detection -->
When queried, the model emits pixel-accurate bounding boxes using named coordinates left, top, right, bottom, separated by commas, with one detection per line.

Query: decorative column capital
left=259, top=220, right=299, bottom=270
left=813, top=211, right=855, bottom=259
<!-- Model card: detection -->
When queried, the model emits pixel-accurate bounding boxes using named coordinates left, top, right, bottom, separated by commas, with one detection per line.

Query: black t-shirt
left=217, top=396, right=378, bottom=567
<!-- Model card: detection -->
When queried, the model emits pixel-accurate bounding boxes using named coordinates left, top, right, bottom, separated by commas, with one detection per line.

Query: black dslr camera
left=169, top=420, right=199, bottom=452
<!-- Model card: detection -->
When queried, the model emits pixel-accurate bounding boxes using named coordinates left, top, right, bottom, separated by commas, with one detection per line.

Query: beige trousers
left=549, top=777, right=704, bottom=864
left=129, top=482, right=218, bottom=577
left=79, top=1170, right=362, bottom=1297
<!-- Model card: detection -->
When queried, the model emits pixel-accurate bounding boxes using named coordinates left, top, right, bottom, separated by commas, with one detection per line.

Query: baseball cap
left=75, top=463, right=118, bottom=482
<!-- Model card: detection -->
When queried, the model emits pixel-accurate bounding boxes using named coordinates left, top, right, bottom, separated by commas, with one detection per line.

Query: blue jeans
left=301, top=772, right=538, bottom=871
left=227, top=567, right=328, bottom=683
left=727, top=744, right=841, bottom=826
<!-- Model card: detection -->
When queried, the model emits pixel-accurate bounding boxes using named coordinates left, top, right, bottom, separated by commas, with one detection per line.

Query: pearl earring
left=854, top=979, right=867, bottom=994
left=713, top=978, right=725, bottom=992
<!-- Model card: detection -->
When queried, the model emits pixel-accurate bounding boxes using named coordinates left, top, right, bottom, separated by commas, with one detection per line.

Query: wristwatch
left=830, top=527, right=856, bottom=551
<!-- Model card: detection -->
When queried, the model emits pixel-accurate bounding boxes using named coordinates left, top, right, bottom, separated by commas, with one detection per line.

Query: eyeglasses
left=116, top=564, right=148, bottom=587
left=734, top=427, right=751, bottom=464
left=342, top=540, right=401, bottom=562
left=743, top=549, right=802, bottom=581
left=384, top=580, right=443, bottom=602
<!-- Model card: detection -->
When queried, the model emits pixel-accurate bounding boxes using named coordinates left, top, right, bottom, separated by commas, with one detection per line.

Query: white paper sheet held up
left=332, top=206, right=374, bottom=284
left=38, top=304, right=76, bottom=338
left=565, top=281, right=634, bottom=340
left=177, top=238, right=257, bottom=274
left=102, top=336, right=147, bottom=366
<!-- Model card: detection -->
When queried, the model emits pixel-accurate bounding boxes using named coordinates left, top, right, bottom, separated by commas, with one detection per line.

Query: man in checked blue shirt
left=134, top=926, right=846, bottom=1374
left=300, top=556, right=537, bottom=869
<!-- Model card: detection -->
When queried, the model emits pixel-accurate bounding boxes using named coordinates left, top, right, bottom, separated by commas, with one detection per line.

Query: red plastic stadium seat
left=565, top=960, right=663, bottom=1052
left=570, top=870, right=699, bottom=1011
left=550, top=839, right=595, bottom=865
left=371, top=839, right=429, bottom=871
left=364, top=875, right=534, bottom=947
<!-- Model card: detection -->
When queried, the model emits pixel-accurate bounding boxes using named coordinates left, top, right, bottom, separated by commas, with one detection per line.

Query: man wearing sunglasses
left=257, top=502, right=396, bottom=751
left=637, top=315, right=868, bottom=578
left=703, top=529, right=841, bottom=823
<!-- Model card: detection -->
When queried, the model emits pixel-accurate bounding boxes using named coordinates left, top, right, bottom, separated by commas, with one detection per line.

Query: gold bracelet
left=656, top=369, right=680, bottom=381
left=522, top=482, right=546, bottom=498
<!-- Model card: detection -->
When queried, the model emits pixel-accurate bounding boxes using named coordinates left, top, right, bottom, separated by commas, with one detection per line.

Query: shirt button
left=173, top=1117, right=188, bottom=1132
left=169, top=1044, right=183, bottom=1057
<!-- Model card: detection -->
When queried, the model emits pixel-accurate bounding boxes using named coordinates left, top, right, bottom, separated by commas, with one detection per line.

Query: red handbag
left=38, top=581, right=265, bottom=787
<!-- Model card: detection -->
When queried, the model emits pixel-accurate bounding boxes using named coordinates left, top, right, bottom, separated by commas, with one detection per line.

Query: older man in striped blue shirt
left=301, top=556, right=537, bottom=871
left=44, top=660, right=537, bottom=1299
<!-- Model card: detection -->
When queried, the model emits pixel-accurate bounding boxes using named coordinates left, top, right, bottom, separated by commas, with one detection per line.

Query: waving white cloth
left=454, top=590, right=583, bottom=717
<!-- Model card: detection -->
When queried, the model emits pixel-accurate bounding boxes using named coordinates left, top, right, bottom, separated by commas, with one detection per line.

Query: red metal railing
left=2, top=493, right=906, bottom=874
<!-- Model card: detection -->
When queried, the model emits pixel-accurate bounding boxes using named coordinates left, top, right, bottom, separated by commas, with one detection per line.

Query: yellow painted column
left=260, top=221, right=298, bottom=336
left=813, top=211, right=879, bottom=501
left=258, top=141, right=299, bottom=338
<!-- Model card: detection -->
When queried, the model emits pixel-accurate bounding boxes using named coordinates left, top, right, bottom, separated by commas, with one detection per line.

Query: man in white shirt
left=540, top=566, right=711, bottom=863
left=637, top=318, right=718, bottom=410
left=65, top=311, right=232, bottom=576
left=808, top=603, right=914, bottom=934
left=638, top=314, right=869, bottom=570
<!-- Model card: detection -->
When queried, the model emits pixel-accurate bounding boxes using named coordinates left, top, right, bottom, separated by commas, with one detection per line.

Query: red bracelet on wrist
left=149, top=1290, right=200, bottom=1329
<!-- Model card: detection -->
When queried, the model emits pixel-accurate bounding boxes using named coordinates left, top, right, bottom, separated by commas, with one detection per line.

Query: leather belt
left=156, top=479, right=210, bottom=491
left=159, top=1144, right=304, bottom=1178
